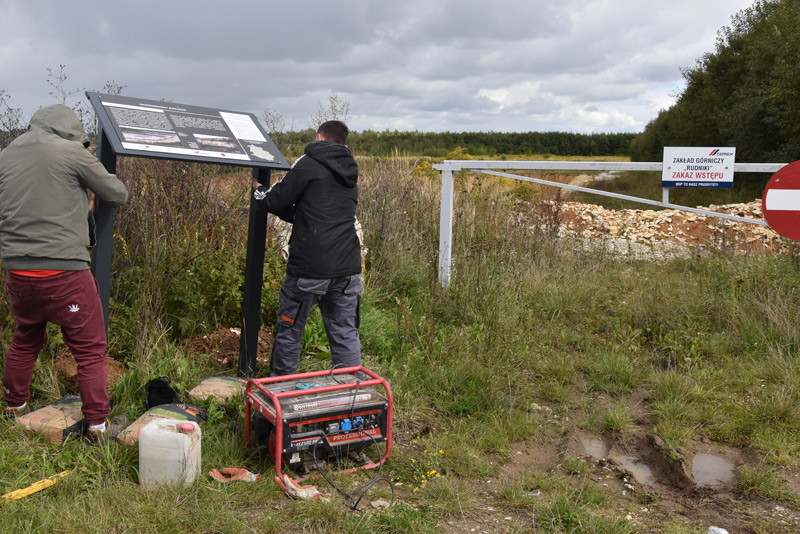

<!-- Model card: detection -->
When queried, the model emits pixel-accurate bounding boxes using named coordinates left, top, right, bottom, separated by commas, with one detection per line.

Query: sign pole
left=239, top=167, right=270, bottom=376
left=92, top=127, right=117, bottom=333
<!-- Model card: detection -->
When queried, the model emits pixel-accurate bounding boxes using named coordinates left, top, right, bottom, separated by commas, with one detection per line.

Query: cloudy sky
left=1, top=0, right=756, bottom=134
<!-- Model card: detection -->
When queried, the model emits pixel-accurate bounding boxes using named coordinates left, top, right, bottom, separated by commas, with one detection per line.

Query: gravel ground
left=538, top=199, right=790, bottom=259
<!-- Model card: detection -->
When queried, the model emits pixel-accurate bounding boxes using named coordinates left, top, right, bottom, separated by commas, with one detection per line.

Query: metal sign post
left=91, top=127, right=117, bottom=332
left=239, top=167, right=271, bottom=375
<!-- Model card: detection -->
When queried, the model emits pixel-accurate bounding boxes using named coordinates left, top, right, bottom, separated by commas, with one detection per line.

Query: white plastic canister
left=138, top=418, right=202, bottom=488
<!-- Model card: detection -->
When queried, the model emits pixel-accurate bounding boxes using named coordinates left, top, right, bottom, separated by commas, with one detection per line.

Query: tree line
left=272, top=129, right=637, bottom=159
left=630, top=0, right=800, bottom=164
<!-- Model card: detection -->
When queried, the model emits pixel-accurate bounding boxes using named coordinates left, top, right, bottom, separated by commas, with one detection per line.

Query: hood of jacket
left=304, top=140, right=358, bottom=187
left=28, top=104, right=90, bottom=147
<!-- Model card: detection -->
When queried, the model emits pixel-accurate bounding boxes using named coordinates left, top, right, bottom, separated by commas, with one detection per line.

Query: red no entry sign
left=763, top=160, right=800, bottom=241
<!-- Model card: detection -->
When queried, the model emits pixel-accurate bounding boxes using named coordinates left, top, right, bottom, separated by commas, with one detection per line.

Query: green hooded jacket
left=0, top=104, right=128, bottom=270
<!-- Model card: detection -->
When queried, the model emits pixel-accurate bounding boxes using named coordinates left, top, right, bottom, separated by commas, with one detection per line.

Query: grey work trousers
left=269, top=274, right=362, bottom=376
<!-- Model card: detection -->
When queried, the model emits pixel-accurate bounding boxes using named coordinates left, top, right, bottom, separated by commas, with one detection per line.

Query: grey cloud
left=542, top=76, right=648, bottom=103
left=0, top=0, right=756, bottom=133
left=388, top=0, right=572, bottom=46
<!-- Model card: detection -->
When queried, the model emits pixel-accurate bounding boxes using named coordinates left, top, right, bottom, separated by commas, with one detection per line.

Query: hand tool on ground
left=1, top=471, right=70, bottom=502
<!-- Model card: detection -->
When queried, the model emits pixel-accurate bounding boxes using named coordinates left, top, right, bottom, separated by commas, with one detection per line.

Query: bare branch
left=261, top=107, right=293, bottom=134
left=309, top=90, right=351, bottom=129
left=0, top=90, right=26, bottom=148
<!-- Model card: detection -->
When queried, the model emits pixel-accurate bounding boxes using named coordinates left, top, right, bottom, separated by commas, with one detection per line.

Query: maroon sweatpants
left=3, top=270, right=109, bottom=424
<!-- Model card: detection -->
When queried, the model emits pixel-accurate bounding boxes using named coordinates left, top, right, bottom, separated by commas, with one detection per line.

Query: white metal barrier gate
left=432, top=160, right=788, bottom=288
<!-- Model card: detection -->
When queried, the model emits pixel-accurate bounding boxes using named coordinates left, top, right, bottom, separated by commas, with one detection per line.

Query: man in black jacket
left=252, top=120, right=362, bottom=376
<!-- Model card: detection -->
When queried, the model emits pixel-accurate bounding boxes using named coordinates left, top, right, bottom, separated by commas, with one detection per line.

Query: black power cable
left=309, top=366, right=395, bottom=511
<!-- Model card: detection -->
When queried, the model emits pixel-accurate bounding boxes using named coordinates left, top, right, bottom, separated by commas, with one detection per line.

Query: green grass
left=736, top=465, right=798, bottom=504
left=498, top=471, right=639, bottom=533
left=601, top=405, right=635, bottom=433
left=2, top=156, right=800, bottom=532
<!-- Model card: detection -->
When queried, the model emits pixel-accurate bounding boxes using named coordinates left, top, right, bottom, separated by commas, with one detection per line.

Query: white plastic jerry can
left=138, top=418, right=202, bottom=488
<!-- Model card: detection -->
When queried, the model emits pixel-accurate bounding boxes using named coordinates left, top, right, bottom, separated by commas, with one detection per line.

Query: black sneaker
left=2, top=402, right=31, bottom=421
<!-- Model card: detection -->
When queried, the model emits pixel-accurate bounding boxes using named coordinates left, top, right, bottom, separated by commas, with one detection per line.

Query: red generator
left=245, top=366, right=393, bottom=490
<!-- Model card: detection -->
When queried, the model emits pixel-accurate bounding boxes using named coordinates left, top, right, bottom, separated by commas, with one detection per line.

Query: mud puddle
left=611, top=454, right=656, bottom=486
left=692, top=453, right=736, bottom=488
left=578, top=433, right=656, bottom=486
left=579, top=434, right=610, bottom=460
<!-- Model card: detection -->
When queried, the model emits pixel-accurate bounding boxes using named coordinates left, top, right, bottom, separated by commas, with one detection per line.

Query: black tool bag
left=146, top=376, right=181, bottom=409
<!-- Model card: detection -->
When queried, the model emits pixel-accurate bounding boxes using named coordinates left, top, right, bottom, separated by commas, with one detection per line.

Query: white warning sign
left=662, top=147, right=735, bottom=189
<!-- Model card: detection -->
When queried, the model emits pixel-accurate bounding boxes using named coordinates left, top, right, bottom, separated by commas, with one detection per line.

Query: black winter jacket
left=253, top=140, right=360, bottom=279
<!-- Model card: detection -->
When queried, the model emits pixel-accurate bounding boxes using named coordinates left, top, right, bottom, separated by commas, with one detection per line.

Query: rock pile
left=551, top=199, right=788, bottom=258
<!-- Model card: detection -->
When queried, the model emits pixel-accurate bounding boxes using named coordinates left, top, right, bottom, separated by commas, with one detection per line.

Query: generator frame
left=244, top=366, right=393, bottom=492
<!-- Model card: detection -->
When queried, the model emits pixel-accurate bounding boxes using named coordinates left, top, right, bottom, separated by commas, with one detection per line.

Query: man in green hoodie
left=0, top=104, right=128, bottom=440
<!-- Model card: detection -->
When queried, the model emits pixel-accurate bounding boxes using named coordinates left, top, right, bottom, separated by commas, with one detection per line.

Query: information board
left=87, top=92, right=289, bottom=169
left=662, top=147, right=735, bottom=188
